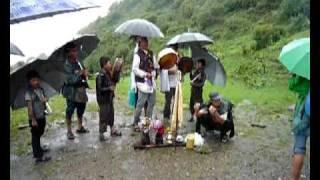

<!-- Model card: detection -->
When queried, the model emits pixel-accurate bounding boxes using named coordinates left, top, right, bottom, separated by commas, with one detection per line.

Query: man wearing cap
left=132, top=37, right=159, bottom=131
left=62, top=42, right=89, bottom=140
left=194, top=92, right=235, bottom=142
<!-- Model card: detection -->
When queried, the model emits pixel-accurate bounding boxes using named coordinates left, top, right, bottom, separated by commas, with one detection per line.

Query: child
left=25, top=70, right=51, bottom=164
left=189, top=59, right=207, bottom=122
left=96, top=57, right=122, bottom=141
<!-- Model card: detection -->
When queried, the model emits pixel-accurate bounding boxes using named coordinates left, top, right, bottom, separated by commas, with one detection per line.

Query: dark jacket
left=62, top=59, right=86, bottom=101
left=190, top=69, right=206, bottom=88
left=135, top=49, right=154, bottom=83
left=96, top=69, right=114, bottom=105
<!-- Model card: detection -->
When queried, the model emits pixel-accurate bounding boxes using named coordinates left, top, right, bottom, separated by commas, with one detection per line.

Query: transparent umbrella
left=115, top=18, right=164, bottom=38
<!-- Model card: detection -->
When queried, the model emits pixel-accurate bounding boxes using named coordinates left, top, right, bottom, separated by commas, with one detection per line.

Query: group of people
left=129, top=36, right=235, bottom=141
left=25, top=37, right=235, bottom=164
left=23, top=35, right=308, bottom=180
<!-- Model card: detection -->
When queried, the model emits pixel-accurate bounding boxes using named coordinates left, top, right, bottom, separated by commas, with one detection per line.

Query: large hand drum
left=178, top=57, right=193, bottom=74
left=158, top=48, right=178, bottom=69
left=112, top=58, right=124, bottom=83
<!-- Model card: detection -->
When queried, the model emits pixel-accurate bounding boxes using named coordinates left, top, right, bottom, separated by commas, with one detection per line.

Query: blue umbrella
left=10, top=0, right=100, bottom=24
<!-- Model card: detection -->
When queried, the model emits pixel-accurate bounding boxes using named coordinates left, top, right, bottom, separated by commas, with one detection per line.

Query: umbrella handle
left=191, top=73, right=201, bottom=83
left=46, top=102, right=52, bottom=114
left=77, top=61, right=88, bottom=82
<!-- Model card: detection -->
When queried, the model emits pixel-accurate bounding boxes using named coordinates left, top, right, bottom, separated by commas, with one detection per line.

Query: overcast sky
left=10, top=0, right=120, bottom=66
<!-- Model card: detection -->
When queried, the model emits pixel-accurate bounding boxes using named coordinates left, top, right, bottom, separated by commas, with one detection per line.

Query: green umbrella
left=279, top=37, right=310, bottom=80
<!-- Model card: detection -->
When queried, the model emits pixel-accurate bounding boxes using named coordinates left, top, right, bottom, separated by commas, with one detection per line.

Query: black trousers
left=29, top=118, right=46, bottom=158
left=98, top=102, right=114, bottom=133
left=189, top=87, right=203, bottom=115
left=196, top=114, right=215, bottom=133
left=196, top=114, right=234, bottom=140
left=163, top=88, right=176, bottom=119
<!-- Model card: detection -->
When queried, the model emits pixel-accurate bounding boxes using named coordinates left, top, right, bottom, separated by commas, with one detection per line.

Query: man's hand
left=31, top=120, right=38, bottom=127
left=81, top=69, right=89, bottom=77
left=41, top=97, right=48, bottom=103
left=209, top=105, right=217, bottom=114
left=110, top=85, right=115, bottom=91
left=145, top=72, right=152, bottom=79
left=194, top=103, right=201, bottom=112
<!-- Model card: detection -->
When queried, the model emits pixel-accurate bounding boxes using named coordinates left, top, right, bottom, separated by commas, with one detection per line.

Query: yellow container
left=186, top=134, right=195, bottom=150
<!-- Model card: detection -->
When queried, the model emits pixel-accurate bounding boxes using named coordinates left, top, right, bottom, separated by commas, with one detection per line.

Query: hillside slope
left=81, top=0, right=309, bottom=90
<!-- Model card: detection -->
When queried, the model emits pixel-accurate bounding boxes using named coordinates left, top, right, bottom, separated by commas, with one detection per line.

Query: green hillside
left=79, top=0, right=309, bottom=109
left=81, top=0, right=308, bottom=86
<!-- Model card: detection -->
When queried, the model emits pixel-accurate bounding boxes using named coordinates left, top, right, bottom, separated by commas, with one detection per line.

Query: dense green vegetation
left=78, top=0, right=309, bottom=106
left=81, top=0, right=309, bottom=88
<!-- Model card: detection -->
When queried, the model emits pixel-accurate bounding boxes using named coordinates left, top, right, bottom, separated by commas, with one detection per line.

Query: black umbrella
left=10, top=59, right=66, bottom=109
left=47, top=34, right=100, bottom=62
left=191, top=46, right=227, bottom=87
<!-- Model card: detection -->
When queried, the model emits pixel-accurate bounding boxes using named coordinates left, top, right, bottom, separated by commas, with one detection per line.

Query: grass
left=10, top=72, right=296, bottom=139
left=10, top=73, right=295, bottom=156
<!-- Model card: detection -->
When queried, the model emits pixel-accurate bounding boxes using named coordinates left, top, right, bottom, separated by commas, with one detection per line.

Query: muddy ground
left=10, top=92, right=310, bottom=180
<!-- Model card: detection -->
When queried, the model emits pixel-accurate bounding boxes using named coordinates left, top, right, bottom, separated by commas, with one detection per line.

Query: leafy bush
left=253, top=25, right=285, bottom=50
left=280, top=0, right=309, bottom=19
left=231, top=59, right=268, bottom=88
left=225, top=15, right=250, bottom=33
left=256, top=0, right=282, bottom=11
left=225, top=0, right=257, bottom=12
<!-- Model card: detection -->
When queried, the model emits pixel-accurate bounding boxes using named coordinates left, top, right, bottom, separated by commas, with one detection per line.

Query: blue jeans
left=134, top=91, right=156, bottom=124
left=293, top=134, right=308, bottom=155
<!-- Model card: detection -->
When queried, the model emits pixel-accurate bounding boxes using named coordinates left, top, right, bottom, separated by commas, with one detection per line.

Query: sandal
left=41, top=147, right=50, bottom=153
left=35, top=156, right=51, bottom=164
left=99, top=134, right=107, bottom=141
left=67, top=131, right=75, bottom=140
left=133, top=125, right=140, bottom=132
left=111, top=130, right=122, bottom=137
left=76, top=127, right=90, bottom=134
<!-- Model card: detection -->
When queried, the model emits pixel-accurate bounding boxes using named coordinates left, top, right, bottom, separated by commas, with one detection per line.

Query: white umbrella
left=10, top=42, right=24, bottom=56
left=166, top=32, right=213, bottom=47
left=115, top=18, right=164, bottom=38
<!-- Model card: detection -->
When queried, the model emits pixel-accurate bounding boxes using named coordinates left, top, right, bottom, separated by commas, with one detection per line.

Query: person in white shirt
left=130, top=36, right=148, bottom=115
left=132, top=37, right=159, bottom=131
left=162, top=45, right=180, bottom=120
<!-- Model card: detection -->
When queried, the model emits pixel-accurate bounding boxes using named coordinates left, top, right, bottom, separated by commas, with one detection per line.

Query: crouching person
left=25, top=70, right=51, bottom=164
left=96, top=57, right=121, bottom=141
left=194, top=92, right=235, bottom=143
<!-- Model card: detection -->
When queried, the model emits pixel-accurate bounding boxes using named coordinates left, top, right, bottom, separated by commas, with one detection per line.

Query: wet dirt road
left=10, top=94, right=310, bottom=180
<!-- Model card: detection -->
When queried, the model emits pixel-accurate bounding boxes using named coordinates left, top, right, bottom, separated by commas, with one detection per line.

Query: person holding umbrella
left=132, top=37, right=159, bottom=131
left=62, top=42, right=89, bottom=140
left=130, top=36, right=148, bottom=114
left=189, top=59, right=207, bottom=122
left=288, top=74, right=309, bottom=180
left=25, top=70, right=51, bottom=164
left=278, top=38, right=310, bottom=180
